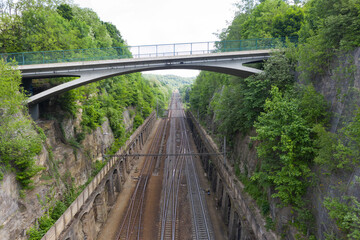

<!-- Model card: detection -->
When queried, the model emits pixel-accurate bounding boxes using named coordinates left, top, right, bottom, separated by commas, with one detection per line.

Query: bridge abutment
left=29, top=103, right=39, bottom=120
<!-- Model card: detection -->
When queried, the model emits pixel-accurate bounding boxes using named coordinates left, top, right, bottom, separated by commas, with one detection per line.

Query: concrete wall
left=187, top=111, right=279, bottom=240
left=41, top=112, right=156, bottom=240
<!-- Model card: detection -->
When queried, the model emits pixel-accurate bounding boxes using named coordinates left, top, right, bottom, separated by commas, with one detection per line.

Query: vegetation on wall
left=0, top=0, right=171, bottom=172
left=27, top=161, right=106, bottom=240
left=0, top=61, right=44, bottom=188
left=187, top=0, right=360, bottom=238
left=324, top=194, right=360, bottom=239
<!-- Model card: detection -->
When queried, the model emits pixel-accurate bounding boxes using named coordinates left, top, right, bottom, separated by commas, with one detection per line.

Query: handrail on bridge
left=0, top=37, right=298, bottom=66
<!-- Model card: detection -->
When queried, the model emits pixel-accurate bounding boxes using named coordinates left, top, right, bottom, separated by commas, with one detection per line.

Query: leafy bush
left=237, top=173, right=270, bottom=216
left=81, top=103, right=105, bottom=132
left=253, top=86, right=315, bottom=205
left=314, top=108, right=360, bottom=172
left=324, top=196, right=360, bottom=239
left=133, top=114, right=144, bottom=130
left=27, top=214, right=55, bottom=240
left=27, top=173, right=86, bottom=239
left=92, top=160, right=106, bottom=177
left=0, top=61, right=44, bottom=188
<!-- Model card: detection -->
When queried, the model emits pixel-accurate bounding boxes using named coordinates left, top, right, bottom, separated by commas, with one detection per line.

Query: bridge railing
left=0, top=37, right=297, bottom=65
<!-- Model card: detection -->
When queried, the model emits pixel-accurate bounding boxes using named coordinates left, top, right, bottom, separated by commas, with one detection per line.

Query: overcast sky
left=72, top=0, right=238, bottom=77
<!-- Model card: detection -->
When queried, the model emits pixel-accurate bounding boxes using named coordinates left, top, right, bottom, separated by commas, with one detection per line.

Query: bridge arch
left=104, top=179, right=112, bottom=206
left=93, top=193, right=107, bottom=224
left=112, top=169, right=121, bottom=194
left=21, top=50, right=269, bottom=105
left=80, top=211, right=96, bottom=240
left=119, top=159, right=126, bottom=183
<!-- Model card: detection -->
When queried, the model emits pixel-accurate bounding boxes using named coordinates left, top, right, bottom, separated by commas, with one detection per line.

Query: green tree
left=253, top=86, right=314, bottom=205
left=298, top=0, right=360, bottom=75
left=220, top=0, right=290, bottom=41
left=57, top=3, right=73, bottom=21
left=272, top=6, right=304, bottom=37
left=212, top=52, right=295, bottom=139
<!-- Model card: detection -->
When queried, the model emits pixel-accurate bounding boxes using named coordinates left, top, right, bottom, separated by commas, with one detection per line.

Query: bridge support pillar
left=29, top=103, right=39, bottom=120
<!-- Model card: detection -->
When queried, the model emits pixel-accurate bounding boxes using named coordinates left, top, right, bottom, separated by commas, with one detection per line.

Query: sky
left=72, top=0, right=238, bottom=77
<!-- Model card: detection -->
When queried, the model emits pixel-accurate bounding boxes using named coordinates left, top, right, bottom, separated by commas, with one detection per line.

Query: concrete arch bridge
left=0, top=38, right=297, bottom=117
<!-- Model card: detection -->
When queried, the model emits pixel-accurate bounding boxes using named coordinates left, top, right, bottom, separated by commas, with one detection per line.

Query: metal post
left=207, top=42, right=209, bottom=53
left=190, top=43, right=192, bottom=55
left=173, top=44, right=176, bottom=56
left=22, top=53, right=25, bottom=65
left=138, top=46, right=140, bottom=58
left=156, top=45, right=158, bottom=57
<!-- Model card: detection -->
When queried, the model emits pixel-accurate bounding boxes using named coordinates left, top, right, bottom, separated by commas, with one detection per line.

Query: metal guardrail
left=0, top=37, right=297, bottom=65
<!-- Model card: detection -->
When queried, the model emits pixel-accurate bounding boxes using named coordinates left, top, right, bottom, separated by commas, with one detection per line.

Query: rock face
left=311, top=48, right=360, bottom=133
left=308, top=48, right=360, bottom=239
left=206, top=48, right=360, bottom=239
left=231, top=129, right=259, bottom=177
left=0, top=108, right=134, bottom=239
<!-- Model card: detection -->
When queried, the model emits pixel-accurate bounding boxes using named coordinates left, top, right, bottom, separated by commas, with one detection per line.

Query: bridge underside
left=19, top=51, right=270, bottom=105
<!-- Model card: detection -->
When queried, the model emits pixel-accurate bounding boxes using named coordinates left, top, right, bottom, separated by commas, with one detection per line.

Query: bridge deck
left=18, top=50, right=271, bottom=75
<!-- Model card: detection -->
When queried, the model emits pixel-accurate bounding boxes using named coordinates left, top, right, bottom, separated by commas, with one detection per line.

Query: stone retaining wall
left=41, top=112, right=156, bottom=240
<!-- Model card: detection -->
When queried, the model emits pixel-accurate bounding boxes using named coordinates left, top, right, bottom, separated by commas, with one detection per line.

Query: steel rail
left=110, top=152, right=224, bottom=157
left=160, top=93, right=214, bottom=240
left=160, top=96, right=184, bottom=240
left=115, top=117, right=167, bottom=240
left=179, top=96, right=213, bottom=240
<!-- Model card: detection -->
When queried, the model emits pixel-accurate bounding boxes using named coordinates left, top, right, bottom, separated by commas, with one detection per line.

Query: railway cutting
left=108, top=92, right=218, bottom=240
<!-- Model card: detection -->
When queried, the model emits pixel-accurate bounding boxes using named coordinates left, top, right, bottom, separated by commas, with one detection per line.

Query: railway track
left=115, top=92, right=213, bottom=240
left=159, top=96, right=184, bottom=240
left=159, top=93, right=214, bottom=240
left=115, top=117, right=168, bottom=240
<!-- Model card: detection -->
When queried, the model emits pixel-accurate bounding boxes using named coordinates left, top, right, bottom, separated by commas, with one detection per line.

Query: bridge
left=1, top=38, right=296, bottom=118
left=21, top=50, right=269, bottom=104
